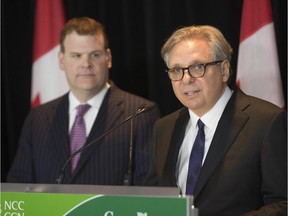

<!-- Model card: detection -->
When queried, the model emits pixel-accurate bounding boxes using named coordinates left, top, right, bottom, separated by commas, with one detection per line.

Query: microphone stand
left=123, top=105, right=151, bottom=185
left=55, top=105, right=149, bottom=184
left=123, top=113, right=136, bottom=186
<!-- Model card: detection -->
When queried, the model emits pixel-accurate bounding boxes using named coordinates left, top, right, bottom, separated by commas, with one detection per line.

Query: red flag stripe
left=33, top=0, right=65, bottom=62
left=240, top=0, right=273, bottom=42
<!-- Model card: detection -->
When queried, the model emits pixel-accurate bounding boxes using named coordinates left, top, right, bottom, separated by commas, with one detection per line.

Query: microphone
left=55, top=104, right=151, bottom=184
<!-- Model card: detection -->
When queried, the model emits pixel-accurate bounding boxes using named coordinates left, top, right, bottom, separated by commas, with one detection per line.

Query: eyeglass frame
left=165, top=60, right=225, bottom=81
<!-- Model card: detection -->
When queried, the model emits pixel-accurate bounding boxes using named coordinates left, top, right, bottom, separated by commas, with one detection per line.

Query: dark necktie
left=186, top=119, right=205, bottom=195
left=70, top=104, right=91, bottom=172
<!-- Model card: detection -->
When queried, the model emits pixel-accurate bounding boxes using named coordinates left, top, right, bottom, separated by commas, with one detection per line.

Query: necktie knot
left=76, top=104, right=91, bottom=117
left=197, top=119, right=205, bottom=130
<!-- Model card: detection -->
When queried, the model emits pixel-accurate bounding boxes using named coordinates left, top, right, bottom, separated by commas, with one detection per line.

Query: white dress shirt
left=176, top=86, right=233, bottom=194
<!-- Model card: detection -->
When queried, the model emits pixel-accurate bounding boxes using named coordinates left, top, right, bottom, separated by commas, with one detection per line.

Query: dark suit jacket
left=7, top=81, right=160, bottom=185
left=145, top=88, right=287, bottom=216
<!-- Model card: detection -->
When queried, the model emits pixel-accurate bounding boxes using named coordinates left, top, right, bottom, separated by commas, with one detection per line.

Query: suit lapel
left=165, top=108, right=190, bottom=185
left=194, top=89, right=250, bottom=198
left=49, top=95, right=71, bottom=178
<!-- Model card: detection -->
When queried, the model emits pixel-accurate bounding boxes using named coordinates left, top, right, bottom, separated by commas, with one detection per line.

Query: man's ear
left=58, top=51, right=65, bottom=70
left=106, top=48, right=112, bottom=68
left=221, top=59, right=230, bottom=82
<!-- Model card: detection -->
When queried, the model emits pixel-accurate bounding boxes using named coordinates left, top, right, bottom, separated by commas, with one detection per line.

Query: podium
left=1, top=183, right=198, bottom=215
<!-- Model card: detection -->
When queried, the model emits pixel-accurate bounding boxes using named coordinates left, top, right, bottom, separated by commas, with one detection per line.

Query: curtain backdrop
left=2, top=0, right=286, bottom=181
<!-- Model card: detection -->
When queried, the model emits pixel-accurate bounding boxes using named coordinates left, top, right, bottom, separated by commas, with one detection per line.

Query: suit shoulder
left=245, top=94, right=285, bottom=115
left=156, top=107, right=187, bottom=125
left=120, top=89, right=155, bottom=103
left=28, top=95, right=67, bottom=117
left=111, top=84, right=159, bottom=110
left=233, top=88, right=285, bottom=115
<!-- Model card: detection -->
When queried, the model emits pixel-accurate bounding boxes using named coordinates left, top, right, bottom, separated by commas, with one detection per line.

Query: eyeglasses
left=166, top=60, right=224, bottom=81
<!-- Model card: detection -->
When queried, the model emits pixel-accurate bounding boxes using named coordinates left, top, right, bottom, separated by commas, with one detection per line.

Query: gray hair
left=161, top=25, right=233, bottom=66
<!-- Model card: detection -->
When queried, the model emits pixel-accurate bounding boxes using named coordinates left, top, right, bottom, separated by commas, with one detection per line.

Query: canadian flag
left=31, top=0, right=69, bottom=107
left=236, top=0, right=284, bottom=108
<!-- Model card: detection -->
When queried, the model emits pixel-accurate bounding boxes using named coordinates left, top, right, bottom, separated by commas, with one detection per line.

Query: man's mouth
left=186, top=90, right=200, bottom=96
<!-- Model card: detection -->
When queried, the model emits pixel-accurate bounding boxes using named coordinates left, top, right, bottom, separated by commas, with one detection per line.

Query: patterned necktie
left=186, top=119, right=205, bottom=195
left=70, top=104, right=91, bottom=172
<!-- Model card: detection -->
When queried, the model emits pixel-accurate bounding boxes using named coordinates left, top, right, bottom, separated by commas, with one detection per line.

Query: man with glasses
left=145, top=25, right=287, bottom=215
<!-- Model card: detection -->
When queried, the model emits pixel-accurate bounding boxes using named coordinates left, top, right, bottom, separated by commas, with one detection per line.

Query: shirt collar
left=69, top=82, right=110, bottom=114
left=188, top=86, right=233, bottom=129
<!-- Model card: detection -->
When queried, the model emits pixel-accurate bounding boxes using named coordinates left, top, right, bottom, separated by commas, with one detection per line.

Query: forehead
left=63, top=31, right=105, bottom=50
left=169, top=39, right=211, bottom=65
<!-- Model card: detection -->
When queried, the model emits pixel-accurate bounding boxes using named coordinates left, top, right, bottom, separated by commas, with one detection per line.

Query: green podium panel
left=1, top=183, right=194, bottom=216
left=1, top=192, right=189, bottom=215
